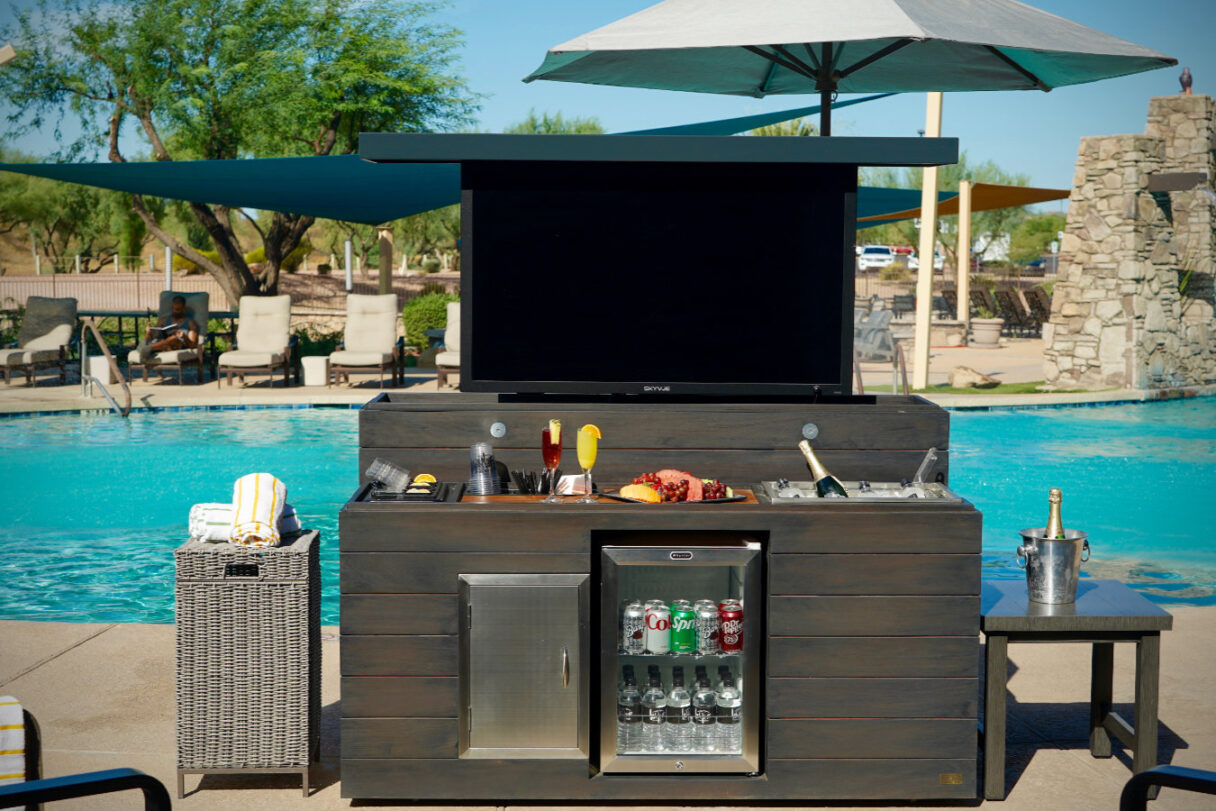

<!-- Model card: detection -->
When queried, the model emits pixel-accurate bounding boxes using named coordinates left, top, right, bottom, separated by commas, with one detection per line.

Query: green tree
left=504, top=110, right=604, bottom=134
left=1, top=172, right=127, bottom=272
left=0, top=0, right=475, bottom=303
left=1009, top=211, right=1066, bottom=265
left=750, top=117, right=818, bottom=137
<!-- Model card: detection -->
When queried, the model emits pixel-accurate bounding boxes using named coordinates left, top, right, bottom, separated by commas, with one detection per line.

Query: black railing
left=0, top=768, right=171, bottom=809
left=1120, top=765, right=1216, bottom=810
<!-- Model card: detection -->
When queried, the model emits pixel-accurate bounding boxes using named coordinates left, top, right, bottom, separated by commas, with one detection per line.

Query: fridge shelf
left=617, top=651, right=742, bottom=658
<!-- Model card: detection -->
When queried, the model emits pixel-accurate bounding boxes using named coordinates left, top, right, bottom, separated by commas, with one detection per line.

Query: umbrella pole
left=820, top=83, right=832, bottom=136
left=912, top=92, right=943, bottom=390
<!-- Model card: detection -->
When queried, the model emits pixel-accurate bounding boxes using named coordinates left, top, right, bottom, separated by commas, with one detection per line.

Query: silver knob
left=801, top=423, right=819, bottom=440
left=490, top=421, right=507, bottom=438
left=675, top=761, right=685, bottom=770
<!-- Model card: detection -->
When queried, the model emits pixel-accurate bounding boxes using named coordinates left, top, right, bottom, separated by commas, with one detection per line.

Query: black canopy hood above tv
left=360, top=134, right=959, bottom=399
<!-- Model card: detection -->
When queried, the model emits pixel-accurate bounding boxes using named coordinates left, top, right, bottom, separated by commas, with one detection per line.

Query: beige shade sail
left=858, top=181, right=1070, bottom=223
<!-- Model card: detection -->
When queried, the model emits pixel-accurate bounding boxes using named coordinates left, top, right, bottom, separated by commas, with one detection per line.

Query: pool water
left=0, top=398, right=1213, bottom=624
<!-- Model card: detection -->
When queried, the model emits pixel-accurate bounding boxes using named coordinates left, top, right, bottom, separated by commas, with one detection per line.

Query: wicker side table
left=175, top=530, right=320, bottom=798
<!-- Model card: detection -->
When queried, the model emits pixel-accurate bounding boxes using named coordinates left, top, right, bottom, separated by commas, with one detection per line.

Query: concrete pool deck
left=1, top=612, right=1213, bottom=810
left=2, top=339, right=1214, bottom=414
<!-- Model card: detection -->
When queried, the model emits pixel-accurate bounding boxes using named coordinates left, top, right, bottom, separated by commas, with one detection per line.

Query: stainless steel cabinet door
left=459, top=573, right=589, bottom=758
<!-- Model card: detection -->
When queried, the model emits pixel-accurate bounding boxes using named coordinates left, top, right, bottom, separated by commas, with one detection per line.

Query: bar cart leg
left=984, top=633, right=1009, bottom=800
left=1090, top=642, right=1114, bottom=757
left=1135, top=633, right=1162, bottom=799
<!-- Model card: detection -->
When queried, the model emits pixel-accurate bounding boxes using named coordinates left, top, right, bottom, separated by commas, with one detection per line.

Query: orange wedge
left=548, top=419, right=561, bottom=445
left=413, top=473, right=437, bottom=483
left=580, top=423, right=602, bottom=439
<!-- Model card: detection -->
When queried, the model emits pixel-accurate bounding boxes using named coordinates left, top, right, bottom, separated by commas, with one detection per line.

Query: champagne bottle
left=1044, top=488, right=1065, bottom=539
left=797, top=440, right=848, bottom=498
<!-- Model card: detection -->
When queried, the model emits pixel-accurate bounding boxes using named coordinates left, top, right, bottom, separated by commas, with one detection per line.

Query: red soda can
left=718, top=599, right=744, bottom=652
left=644, top=601, right=671, bottom=654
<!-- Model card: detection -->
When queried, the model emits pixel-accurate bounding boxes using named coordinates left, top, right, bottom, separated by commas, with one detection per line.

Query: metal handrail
left=0, top=767, right=172, bottom=809
left=79, top=317, right=131, bottom=417
left=1121, top=765, right=1216, bottom=810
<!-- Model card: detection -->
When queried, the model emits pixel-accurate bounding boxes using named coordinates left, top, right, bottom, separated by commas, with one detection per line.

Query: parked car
left=857, top=245, right=895, bottom=271
left=908, top=250, right=945, bottom=271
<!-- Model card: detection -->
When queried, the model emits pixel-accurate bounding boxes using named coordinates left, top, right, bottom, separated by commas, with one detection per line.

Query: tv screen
left=463, top=161, right=854, bottom=396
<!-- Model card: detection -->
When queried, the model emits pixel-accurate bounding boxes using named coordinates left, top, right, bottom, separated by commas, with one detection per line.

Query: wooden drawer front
left=341, top=677, right=458, bottom=717
left=768, top=511, right=981, bottom=554
left=341, top=552, right=588, bottom=593
left=342, top=636, right=457, bottom=676
left=359, top=447, right=948, bottom=488
left=360, top=405, right=947, bottom=451
left=768, top=637, right=978, bottom=678
left=768, top=719, right=976, bottom=759
left=342, top=719, right=458, bottom=759
left=768, top=678, right=977, bottom=718
left=342, top=595, right=458, bottom=635
left=769, top=596, right=979, bottom=636
left=764, top=759, right=976, bottom=800
left=770, top=554, right=978, bottom=595
left=341, top=511, right=588, bottom=554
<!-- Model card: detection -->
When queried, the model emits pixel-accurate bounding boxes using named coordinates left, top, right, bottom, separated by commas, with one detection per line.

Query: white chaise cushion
left=435, top=350, right=460, bottom=367
left=218, top=350, right=285, bottom=368
left=130, top=347, right=198, bottom=364
left=0, top=347, right=61, bottom=366
left=330, top=350, right=392, bottom=367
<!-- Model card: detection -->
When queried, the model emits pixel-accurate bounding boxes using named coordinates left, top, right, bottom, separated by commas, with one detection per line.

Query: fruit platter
left=604, top=469, right=747, bottom=504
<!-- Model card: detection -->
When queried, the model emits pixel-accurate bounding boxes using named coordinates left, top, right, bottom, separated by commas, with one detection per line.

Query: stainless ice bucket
left=1016, top=528, right=1091, bottom=604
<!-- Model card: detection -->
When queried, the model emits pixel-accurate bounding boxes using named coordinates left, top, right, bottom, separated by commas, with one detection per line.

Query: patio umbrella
left=524, top=0, right=1176, bottom=134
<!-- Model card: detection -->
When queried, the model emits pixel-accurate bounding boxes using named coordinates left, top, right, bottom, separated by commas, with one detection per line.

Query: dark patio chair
left=1025, top=286, right=1054, bottom=325
left=994, top=288, right=1036, bottom=336
left=941, top=288, right=961, bottom=319
left=891, top=294, right=915, bottom=319
left=970, top=287, right=999, bottom=317
left=932, top=294, right=953, bottom=320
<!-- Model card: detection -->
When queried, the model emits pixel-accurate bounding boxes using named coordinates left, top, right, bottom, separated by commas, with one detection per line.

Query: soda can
left=694, top=601, right=720, bottom=655
left=645, top=602, right=671, bottom=654
left=670, top=603, right=697, bottom=653
left=621, top=600, right=646, bottom=654
left=718, top=599, right=744, bottom=653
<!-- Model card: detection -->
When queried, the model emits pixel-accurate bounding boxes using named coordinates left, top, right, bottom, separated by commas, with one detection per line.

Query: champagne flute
left=576, top=424, right=601, bottom=504
left=541, top=419, right=564, bottom=503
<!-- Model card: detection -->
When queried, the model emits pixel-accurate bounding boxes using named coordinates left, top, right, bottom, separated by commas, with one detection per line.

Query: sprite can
left=670, top=602, right=697, bottom=653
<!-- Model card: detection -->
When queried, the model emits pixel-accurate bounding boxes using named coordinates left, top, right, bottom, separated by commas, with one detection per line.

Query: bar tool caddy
left=1017, top=488, right=1091, bottom=604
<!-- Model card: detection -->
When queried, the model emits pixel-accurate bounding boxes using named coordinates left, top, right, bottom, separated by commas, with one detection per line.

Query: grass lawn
left=862, top=381, right=1097, bottom=395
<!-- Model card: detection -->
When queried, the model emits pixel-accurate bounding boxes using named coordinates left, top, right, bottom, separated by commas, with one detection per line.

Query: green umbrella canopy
left=525, top=0, right=1176, bottom=132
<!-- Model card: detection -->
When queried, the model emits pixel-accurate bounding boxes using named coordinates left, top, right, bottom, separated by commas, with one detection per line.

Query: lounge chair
left=127, top=291, right=209, bottom=384
left=994, top=288, right=1037, bottom=337
left=1024, top=286, right=1053, bottom=325
left=435, top=301, right=460, bottom=389
left=328, top=294, right=400, bottom=388
left=0, top=296, right=76, bottom=386
left=891, top=293, right=915, bottom=319
left=942, top=288, right=960, bottom=318
left=216, top=295, right=293, bottom=387
left=854, top=308, right=895, bottom=362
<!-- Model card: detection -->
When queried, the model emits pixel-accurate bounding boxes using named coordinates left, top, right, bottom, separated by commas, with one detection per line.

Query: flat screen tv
left=462, top=159, right=856, bottom=397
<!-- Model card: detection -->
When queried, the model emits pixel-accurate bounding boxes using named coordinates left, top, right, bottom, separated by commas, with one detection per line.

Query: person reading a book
left=141, top=295, right=199, bottom=354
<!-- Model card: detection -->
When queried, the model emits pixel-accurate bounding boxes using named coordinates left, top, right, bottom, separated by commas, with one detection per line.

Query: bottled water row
left=616, top=663, right=742, bottom=754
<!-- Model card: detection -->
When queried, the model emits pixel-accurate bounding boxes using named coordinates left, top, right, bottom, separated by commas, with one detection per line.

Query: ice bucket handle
left=1081, top=539, right=1091, bottom=562
left=1016, top=542, right=1035, bottom=568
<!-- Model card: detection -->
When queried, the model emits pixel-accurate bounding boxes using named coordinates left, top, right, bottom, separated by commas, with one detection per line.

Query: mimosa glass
left=576, top=425, right=600, bottom=504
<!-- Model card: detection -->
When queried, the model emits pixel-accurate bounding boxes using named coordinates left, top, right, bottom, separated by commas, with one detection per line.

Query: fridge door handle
left=561, top=645, right=569, bottom=688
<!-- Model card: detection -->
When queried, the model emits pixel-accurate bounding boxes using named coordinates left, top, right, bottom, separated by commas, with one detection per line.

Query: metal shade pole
left=957, top=180, right=972, bottom=328
left=912, top=91, right=943, bottom=391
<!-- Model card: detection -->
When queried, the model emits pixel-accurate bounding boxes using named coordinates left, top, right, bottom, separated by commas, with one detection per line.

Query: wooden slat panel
left=342, top=552, right=588, bottom=594
left=341, top=677, right=458, bottom=718
left=359, top=405, right=947, bottom=451
left=341, top=595, right=458, bottom=635
left=358, top=447, right=949, bottom=488
left=768, top=636, right=978, bottom=678
left=341, top=510, right=590, bottom=553
left=342, top=636, right=457, bottom=676
left=768, top=510, right=981, bottom=554
left=769, top=596, right=978, bottom=636
left=769, top=719, right=976, bottom=758
left=768, top=677, right=977, bottom=718
left=770, top=554, right=979, bottom=595
left=340, top=757, right=975, bottom=800
left=342, top=718, right=458, bottom=759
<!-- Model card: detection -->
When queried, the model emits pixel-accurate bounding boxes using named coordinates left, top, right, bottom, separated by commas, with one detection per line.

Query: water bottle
left=640, top=675, right=667, bottom=752
left=616, top=674, right=642, bottom=754
left=665, top=666, right=693, bottom=752
left=692, top=678, right=717, bottom=752
left=716, top=673, right=743, bottom=753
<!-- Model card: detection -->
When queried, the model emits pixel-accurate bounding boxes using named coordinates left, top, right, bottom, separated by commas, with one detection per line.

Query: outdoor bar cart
left=338, top=134, right=982, bottom=802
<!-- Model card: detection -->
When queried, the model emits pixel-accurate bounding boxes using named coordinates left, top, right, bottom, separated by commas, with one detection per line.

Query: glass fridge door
left=600, top=540, right=762, bottom=774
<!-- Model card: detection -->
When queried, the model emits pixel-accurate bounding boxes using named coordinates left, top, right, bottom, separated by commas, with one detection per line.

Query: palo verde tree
left=0, top=0, right=475, bottom=304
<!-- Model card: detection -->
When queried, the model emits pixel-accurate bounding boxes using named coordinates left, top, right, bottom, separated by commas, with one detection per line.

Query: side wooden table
left=981, top=579, right=1172, bottom=801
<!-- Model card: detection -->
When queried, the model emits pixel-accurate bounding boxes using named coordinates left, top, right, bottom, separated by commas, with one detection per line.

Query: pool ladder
left=79, top=317, right=131, bottom=417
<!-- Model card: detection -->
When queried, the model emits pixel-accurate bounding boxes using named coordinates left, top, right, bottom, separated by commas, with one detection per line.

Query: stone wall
left=1043, top=95, right=1216, bottom=389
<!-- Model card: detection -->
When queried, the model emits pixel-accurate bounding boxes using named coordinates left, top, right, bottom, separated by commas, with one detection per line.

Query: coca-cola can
left=621, top=600, right=646, bottom=654
left=645, top=601, right=671, bottom=654
left=694, top=600, right=720, bottom=655
left=718, top=599, right=744, bottom=653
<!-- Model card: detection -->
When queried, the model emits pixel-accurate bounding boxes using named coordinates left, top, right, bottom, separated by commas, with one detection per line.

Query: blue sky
left=2, top=0, right=1211, bottom=195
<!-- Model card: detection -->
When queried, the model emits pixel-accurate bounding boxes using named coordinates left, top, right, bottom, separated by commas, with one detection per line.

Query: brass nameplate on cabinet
left=939, top=773, right=964, bottom=785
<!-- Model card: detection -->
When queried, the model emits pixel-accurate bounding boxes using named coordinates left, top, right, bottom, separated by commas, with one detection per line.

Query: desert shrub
left=879, top=261, right=910, bottom=281
left=293, top=324, right=344, bottom=356
left=421, top=257, right=442, bottom=273
left=402, top=290, right=459, bottom=350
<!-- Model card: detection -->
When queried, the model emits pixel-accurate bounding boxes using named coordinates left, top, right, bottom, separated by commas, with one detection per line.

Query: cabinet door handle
left=561, top=645, right=569, bottom=688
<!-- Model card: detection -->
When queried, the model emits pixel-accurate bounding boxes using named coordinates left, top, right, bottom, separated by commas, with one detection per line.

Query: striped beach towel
left=0, top=696, right=24, bottom=787
left=190, top=502, right=300, bottom=542
left=229, top=473, right=287, bottom=548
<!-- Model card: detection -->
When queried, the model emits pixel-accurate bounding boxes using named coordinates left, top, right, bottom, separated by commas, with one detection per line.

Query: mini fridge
left=600, top=538, right=762, bottom=774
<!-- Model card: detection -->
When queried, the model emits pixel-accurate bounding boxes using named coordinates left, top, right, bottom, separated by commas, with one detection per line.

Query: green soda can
left=670, top=603, right=697, bottom=653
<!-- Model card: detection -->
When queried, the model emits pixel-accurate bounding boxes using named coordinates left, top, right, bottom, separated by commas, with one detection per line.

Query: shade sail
left=857, top=181, right=1069, bottom=223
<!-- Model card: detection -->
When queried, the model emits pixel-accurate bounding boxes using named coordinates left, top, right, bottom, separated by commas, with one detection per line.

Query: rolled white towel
left=0, top=696, right=25, bottom=786
left=190, top=502, right=301, bottom=542
left=229, top=473, right=287, bottom=548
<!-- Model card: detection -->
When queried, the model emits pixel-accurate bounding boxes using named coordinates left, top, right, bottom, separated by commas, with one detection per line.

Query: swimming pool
left=0, top=398, right=1212, bottom=624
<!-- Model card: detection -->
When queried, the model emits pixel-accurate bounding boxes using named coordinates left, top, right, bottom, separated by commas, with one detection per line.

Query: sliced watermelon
left=654, top=469, right=702, bottom=501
